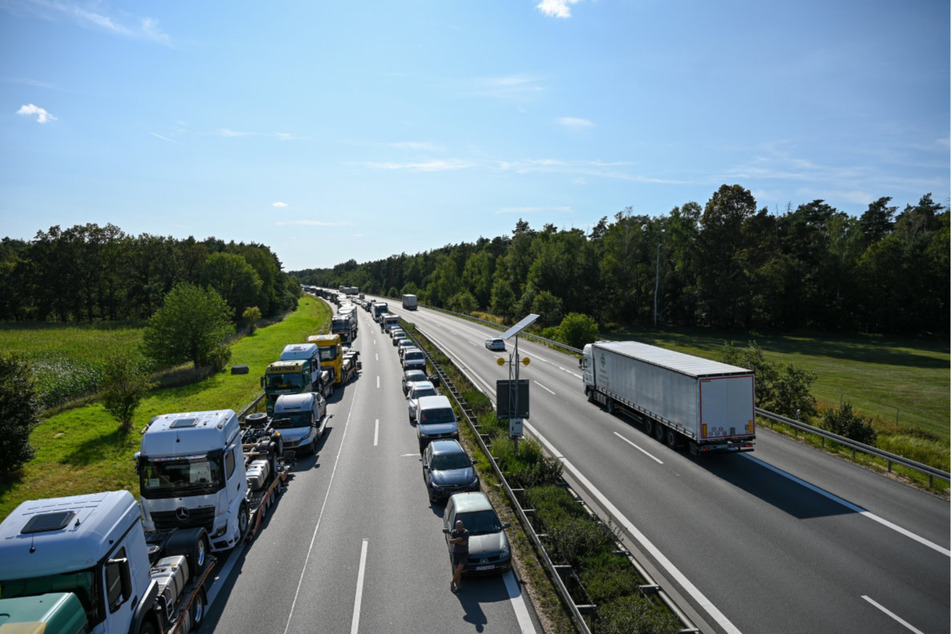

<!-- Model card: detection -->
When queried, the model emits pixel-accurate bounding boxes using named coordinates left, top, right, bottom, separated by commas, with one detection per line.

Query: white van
left=416, top=395, right=458, bottom=450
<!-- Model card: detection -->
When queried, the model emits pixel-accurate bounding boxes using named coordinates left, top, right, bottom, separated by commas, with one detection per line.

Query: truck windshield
left=139, top=452, right=225, bottom=498
left=0, top=569, right=103, bottom=626
left=271, top=411, right=312, bottom=429
left=318, top=347, right=338, bottom=362
left=266, top=373, right=304, bottom=389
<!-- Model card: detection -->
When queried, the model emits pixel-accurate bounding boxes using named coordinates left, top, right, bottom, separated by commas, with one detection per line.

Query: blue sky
left=2, top=0, right=948, bottom=271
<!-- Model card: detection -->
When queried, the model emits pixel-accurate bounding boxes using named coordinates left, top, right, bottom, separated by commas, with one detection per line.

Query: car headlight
left=500, top=542, right=510, bottom=558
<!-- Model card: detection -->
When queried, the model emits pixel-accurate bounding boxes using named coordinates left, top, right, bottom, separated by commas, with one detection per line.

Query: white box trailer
left=581, top=341, right=755, bottom=454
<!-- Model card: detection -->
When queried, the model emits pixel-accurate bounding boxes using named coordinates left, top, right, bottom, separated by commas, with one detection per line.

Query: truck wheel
left=137, top=619, right=158, bottom=634
left=190, top=587, right=207, bottom=630
left=653, top=422, right=665, bottom=442
left=665, top=428, right=679, bottom=449
left=238, top=502, right=250, bottom=538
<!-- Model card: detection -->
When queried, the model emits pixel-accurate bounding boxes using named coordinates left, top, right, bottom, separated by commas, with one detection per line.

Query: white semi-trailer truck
left=581, top=341, right=755, bottom=454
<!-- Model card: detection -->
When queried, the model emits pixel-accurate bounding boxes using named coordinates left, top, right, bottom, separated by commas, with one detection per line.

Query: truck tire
left=238, top=502, right=250, bottom=538
left=653, top=422, right=665, bottom=442
left=665, top=428, right=679, bottom=449
left=164, top=528, right=210, bottom=576
left=190, top=587, right=207, bottom=630
left=137, top=619, right=158, bottom=634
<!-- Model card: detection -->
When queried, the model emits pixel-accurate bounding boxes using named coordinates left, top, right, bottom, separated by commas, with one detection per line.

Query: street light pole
left=653, top=230, right=663, bottom=328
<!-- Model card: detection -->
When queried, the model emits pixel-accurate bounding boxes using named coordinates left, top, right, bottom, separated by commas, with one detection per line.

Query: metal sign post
left=494, top=314, right=538, bottom=455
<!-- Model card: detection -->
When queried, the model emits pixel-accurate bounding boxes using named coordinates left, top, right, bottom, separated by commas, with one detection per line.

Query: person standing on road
left=449, top=519, right=469, bottom=593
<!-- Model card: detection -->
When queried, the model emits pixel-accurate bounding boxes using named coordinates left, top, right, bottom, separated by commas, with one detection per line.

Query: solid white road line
left=614, top=431, right=664, bottom=465
left=351, top=539, right=370, bottom=634
left=526, top=420, right=743, bottom=634
left=745, top=455, right=951, bottom=557
left=502, top=570, right=537, bottom=633
left=861, top=595, right=924, bottom=633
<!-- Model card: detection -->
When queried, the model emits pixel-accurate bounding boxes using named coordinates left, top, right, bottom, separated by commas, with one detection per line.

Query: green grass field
left=0, top=296, right=331, bottom=520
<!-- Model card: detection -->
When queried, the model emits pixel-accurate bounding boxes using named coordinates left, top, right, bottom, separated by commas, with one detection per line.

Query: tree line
left=293, top=185, right=948, bottom=335
left=0, top=223, right=301, bottom=323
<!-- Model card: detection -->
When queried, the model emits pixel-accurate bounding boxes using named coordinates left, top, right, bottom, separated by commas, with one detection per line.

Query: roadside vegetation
left=0, top=296, right=330, bottom=521
left=405, top=321, right=682, bottom=634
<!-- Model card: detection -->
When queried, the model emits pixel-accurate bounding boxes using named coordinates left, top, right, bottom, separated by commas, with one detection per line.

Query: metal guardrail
left=404, top=324, right=699, bottom=634
left=756, top=408, right=950, bottom=486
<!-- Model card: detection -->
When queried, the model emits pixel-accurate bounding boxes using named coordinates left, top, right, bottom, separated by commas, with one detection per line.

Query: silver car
left=407, top=380, right=439, bottom=421
left=442, top=492, right=510, bottom=575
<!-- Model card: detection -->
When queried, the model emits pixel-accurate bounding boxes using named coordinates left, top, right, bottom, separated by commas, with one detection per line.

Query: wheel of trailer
left=665, top=427, right=679, bottom=449
left=238, top=502, right=250, bottom=537
left=585, top=388, right=594, bottom=403
left=189, top=587, right=207, bottom=631
left=653, top=422, right=665, bottom=442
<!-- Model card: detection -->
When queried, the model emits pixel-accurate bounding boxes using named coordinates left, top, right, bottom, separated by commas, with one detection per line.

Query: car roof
left=449, top=491, right=492, bottom=513
left=404, top=369, right=427, bottom=379
left=417, top=395, right=451, bottom=408
left=429, top=439, right=465, bottom=456
left=409, top=381, right=435, bottom=393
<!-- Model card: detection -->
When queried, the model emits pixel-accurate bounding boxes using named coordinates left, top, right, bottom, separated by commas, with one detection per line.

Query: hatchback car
left=485, top=338, right=505, bottom=351
left=442, top=492, right=511, bottom=575
left=423, top=440, right=478, bottom=502
left=407, top=380, right=439, bottom=421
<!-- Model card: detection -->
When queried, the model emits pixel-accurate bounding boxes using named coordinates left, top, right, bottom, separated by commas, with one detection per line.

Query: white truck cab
left=137, top=410, right=248, bottom=552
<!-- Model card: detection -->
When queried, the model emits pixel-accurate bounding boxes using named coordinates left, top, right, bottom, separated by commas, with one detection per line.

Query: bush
left=243, top=306, right=262, bottom=334
left=101, top=354, right=155, bottom=430
left=200, top=344, right=233, bottom=373
left=821, top=401, right=877, bottom=445
left=594, top=594, right=681, bottom=634
left=545, top=514, right=614, bottom=568
left=0, top=354, right=41, bottom=473
left=557, top=313, right=599, bottom=349
left=579, top=551, right=641, bottom=603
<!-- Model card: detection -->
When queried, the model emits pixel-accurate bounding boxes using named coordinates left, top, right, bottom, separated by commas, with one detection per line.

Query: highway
left=383, top=299, right=950, bottom=634
left=199, top=304, right=539, bottom=633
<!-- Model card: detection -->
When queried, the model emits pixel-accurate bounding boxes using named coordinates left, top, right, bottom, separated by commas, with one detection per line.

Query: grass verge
left=0, top=296, right=331, bottom=521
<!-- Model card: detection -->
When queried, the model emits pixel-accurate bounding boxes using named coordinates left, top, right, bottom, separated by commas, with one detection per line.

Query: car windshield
left=420, top=408, right=454, bottom=424
left=139, top=452, right=224, bottom=498
left=457, top=509, right=503, bottom=535
left=405, top=351, right=424, bottom=361
left=431, top=453, right=471, bottom=470
left=270, top=411, right=311, bottom=429
left=404, top=372, right=426, bottom=384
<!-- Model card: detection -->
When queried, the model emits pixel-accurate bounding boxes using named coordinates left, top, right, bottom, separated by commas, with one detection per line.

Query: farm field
left=0, top=296, right=331, bottom=520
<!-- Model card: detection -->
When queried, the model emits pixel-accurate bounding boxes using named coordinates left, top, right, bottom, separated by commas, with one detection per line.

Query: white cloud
left=17, top=103, right=56, bottom=123
left=272, top=202, right=288, bottom=208
left=150, top=132, right=180, bottom=144
left=558, top=116, right=594, bottom=128
left=16, top=0, right=172, bottom=45
left=468, top=75, right=545, bottom=100
left=363, top=159, right=473, bottom=171
left=537, top=0, right=582, bottom=19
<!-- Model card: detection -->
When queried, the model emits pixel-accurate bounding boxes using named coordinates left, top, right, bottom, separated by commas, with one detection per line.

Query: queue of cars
left=387, top=317, right=512, bottom=577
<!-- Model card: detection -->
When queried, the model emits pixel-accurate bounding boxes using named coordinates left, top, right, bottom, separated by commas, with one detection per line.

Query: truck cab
left=272, top=392, right=327, bottom=456
left=0, top=490, right=212, bottom=634
left=137, top=410, right=248, bottom=552
left=307, top=334, right=345, bottom=386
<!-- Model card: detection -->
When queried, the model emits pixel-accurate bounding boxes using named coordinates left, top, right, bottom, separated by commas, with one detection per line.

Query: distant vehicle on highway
left=485, top=338, right=505, bottom=351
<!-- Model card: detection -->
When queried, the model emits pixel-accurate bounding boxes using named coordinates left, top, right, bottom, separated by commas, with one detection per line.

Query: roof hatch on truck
left=22, top=512, right=77, bottom=534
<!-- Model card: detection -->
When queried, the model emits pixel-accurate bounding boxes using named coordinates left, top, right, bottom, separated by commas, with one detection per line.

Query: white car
left=407, top=380, right=439, bottom=421
left=485, top=338, right=505, bottom=351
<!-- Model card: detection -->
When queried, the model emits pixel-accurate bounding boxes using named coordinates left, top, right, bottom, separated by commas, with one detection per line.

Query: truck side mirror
left=260, top=376, right=265, bottom=388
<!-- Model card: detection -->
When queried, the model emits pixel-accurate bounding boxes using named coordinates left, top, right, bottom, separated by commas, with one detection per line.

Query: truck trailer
left=402, top=294, right=418, bottom=310
left=581, top=341, right=755, bottom=454
left=0, top=489, right=214, bottom=634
